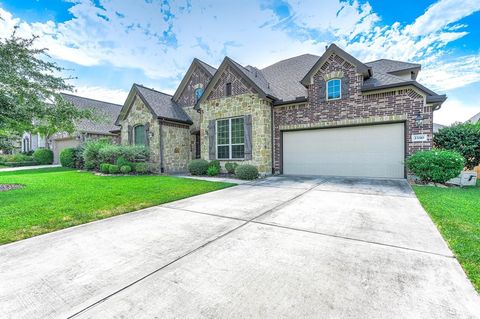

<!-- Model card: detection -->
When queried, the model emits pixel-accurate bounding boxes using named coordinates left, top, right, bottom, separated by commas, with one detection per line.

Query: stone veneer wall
left=201, top=93, right=272, bottom=175
left=182, top=106, right=200, bottom=160
left=120, top=96, right=161, bottom=170
left=273, top=52, right=433, bottom=173
left=161, top=121, right=191, bottom=173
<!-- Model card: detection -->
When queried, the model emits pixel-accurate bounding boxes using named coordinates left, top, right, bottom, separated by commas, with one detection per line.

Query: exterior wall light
left=415, top=112, right=424, bottom=126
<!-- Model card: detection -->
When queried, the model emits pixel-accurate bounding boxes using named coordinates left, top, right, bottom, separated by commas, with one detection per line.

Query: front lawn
left=0, top=168, right=235, bottom=244
left=413, top=182, right=480, bottom=292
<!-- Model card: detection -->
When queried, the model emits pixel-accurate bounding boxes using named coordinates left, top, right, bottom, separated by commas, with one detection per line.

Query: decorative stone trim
left=280, top=114, right=407, bottom=131
left=323, top=71, right=344, bottom=81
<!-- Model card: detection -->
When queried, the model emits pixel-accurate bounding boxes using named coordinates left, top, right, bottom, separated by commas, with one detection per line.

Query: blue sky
left=0, top=0, right=479, bottom=124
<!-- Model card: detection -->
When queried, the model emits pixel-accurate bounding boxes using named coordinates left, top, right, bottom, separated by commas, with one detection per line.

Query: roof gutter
left=273, top=96, right=308, bottom=106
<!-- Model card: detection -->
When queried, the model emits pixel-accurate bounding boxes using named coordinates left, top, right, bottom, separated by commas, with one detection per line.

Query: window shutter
left=208, top=120, right=216, bottom=160
left=128, top=125, right=133, bottom=145
left=318, top=80, right=326, bottom=102
left=341, top=76, right=349, bottom=99
left=244, top=115, right=252, bottom=160
left=144, top=123, right=150, bottom=147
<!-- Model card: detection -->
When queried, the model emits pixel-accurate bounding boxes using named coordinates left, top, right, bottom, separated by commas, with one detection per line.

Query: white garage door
left=283, top=123, right=405, bottom=178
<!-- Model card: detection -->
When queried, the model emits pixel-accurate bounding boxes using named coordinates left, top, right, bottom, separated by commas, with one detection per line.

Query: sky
left=0, top=0, right=479, bottom=125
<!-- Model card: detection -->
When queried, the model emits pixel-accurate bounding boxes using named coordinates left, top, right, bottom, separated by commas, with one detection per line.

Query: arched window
left=134, top=125, right=146, bottom=145
left=327, top=79, right=341, bottom=100
left=194, top=87, right=204, bottom=102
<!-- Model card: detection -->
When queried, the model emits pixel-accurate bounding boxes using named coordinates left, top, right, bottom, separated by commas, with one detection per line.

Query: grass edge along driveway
left=0, top=168, right=235, bottom=245
left=413, top=183, right=480, bottom=292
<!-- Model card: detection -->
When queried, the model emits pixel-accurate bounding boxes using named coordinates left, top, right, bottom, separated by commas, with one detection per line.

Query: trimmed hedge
left=120, top=165, right=132, bottom=174
left=208, top=160, right=221, bottom=170
left=225, top=162, right=238, bottom=174
left=406, top=149, right=465, bottom=183
left=33, top=148, right=53, bottom=165
left=98, top=145, right=149, bottom=164
left=100, top=163, right=111, bottom=174
left=83, top=139, right=111, bottom=170
left=108, top=164, right=120, bottom=174
left=60, top=148, right=76, bottom=168
left=3, top=161, right=38, bottom=167
left=135, top=162, right=148, bottom=174
left=188, top=159, right=209, bottom=175
left=235, top=164, right=258, bottom=180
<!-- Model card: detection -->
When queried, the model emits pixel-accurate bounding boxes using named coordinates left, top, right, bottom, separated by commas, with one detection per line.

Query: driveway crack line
left=67, top=179, right=326, bottom=318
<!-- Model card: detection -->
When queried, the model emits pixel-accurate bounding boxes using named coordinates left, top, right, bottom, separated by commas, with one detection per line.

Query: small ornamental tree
left=0, top=28, right=93, bottom=146
left=433, top=123, right=480, bottom=170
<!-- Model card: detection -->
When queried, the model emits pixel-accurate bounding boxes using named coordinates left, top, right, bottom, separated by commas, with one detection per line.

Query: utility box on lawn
left=447, top=171, right=477, bottom=187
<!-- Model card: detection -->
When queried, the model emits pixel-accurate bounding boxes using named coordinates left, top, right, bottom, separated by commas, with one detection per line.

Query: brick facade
left=207, top=65, right=257, bottom=100
left=272, top=52, right=433, bottom=173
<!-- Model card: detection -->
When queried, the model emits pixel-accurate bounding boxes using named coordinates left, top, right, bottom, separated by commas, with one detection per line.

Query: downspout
left=271, top=102, right=275, bottom=175
left=159, top=119, right=165, bottom=173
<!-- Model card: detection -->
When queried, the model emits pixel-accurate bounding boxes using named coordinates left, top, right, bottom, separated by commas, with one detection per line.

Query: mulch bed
left=0, top=184, right=25, bottom=192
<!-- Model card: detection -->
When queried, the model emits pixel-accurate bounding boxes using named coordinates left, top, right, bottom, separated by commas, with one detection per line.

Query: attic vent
left=321, top=62, right=330, bottom=71
left=343, top=61, right=353, bottom=69
left=334, top=55, right=344, bottom=64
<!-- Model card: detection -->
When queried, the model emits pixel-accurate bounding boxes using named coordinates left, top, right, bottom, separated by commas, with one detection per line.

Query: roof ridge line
left=61, top=92, right=123, bottom=107
left=134, top=83, right=173, bottom=97
left=261, top=53, right=320, bottom=70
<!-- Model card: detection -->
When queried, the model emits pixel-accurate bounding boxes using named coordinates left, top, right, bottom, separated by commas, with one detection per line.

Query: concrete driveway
left=1, top=176, right=479, bottom=318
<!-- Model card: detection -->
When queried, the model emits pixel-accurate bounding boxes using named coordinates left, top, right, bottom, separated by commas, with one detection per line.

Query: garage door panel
left=283, top=124, right=404, bottom=178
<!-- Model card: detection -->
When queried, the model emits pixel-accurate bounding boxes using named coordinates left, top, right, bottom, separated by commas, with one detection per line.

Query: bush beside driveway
left=413, top=181, right=480, bottom=292
left=0, top=167, right=234, bottom=244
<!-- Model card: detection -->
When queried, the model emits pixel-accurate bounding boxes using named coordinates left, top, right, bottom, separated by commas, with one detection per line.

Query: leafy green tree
left=433, top=122, right=480, bottom=170
left=0, top=27, right=92, bottom=147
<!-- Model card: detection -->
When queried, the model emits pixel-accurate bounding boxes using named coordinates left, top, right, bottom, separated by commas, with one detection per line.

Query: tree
left=0, top=27, right=92, bottom=147
left=433, top=122, right=480, bottom=170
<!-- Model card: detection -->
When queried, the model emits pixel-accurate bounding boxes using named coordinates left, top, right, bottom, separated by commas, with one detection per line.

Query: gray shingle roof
left=433, top=123, right=445, bottom=133
left=61, top=93, right=121, bottom=134
left=365, top=59, right=420, bottom=74
left=134, top=84, right=192, bottom=124
left=196, top=59, right=217, bottom=76
left=468, top=112, right=480, bottom=123
left=261, top=54, right=320, bottom=101
left=227, top=58, right=276, bottom=98
left=362, top=71, right=409, bottom=89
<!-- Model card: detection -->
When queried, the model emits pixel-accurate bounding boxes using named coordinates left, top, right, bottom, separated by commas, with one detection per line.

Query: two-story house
left=115, top=44, right=446, bottom=179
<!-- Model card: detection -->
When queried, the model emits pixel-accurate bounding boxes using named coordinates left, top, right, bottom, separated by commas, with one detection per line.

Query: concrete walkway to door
left=0, top=176, right=478, bottom=318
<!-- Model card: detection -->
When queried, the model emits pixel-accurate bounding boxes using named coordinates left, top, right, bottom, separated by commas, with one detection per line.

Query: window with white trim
left=327, top=79, right=341, bottom=100
left=216, top=117, right=244, bottom=159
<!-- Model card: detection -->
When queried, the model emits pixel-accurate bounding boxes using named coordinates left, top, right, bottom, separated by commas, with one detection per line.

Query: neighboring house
left=116, top=44, right=446, bottom=178
left=51, top=93, right=122, bottom=163
left=433, top=123, right=445, bottom=133
left=21, top=132, right=46, bottom=153
left=467, top=112, right=480, bottom=124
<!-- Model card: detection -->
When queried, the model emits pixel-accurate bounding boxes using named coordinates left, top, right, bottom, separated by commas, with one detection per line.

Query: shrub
left=3, top=161, right=38, bottom=167
left=98, top=145, right=149, bottom=164
left=207, top=166, right=220, bottom=176
left=33, top=148, right=53, bottom=165
left=72, top=146, right=85, bottom=169
left=109, top=164, right=120, bottom=174
left=433, top=123, right=480, bottom=170
left=83, top=138, right=111, bottom=170
left=60, top=148, right=76, bottom=168
left=1, top=154, right=33, bottom=163
left=188, top=159, right=209, bottom=175
left=100, top=163, right=111, bottom=174
left=225, top=162, right=238, bottom=174
left=235, top=164, right=258, bottom=180
left=135, top=162, right=148, bottom=174
left=208, top=160, right=221, bottom=170
left=120, top=165, right=132, bottom=174
left=406, top=149, right=465, bottom=183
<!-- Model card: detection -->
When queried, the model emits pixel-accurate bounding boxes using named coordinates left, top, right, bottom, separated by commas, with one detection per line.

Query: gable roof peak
left=300, top=43, right=371, bottom=86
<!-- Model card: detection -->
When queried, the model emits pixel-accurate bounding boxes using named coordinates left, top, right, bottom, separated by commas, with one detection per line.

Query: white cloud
left=72, top=86, right=129, bottom=105
left=0, top=0, right=479, bottom=96
left=407, top=0, right=480, bottom=36
left=434, top=98, right=480, bottom=125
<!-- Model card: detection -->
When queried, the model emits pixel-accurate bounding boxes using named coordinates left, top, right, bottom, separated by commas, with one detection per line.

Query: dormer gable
left=173, top=58, right=216, bottom=107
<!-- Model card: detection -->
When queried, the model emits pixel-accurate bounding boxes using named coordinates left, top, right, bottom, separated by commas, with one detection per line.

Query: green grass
left=413, top=181, right=480, bottom=292
left=0, top=168, right=235, bottom=244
